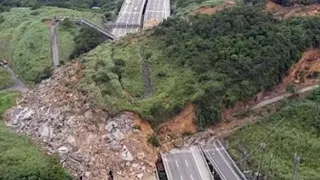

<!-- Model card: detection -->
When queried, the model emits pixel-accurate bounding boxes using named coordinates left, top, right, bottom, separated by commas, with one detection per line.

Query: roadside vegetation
left=228, top=88, right=320, bottom=179
left=0, top=7, right=102, bottom=84
left=70, top=26, right=106, bottom=59
left=245, top=0, right=320, bottom=6
left=0, top=92, right=72, bottom=179
left=0, top=0, right=123, bottom=13
left=80, top=4, right=320, bottom=129
left=56, top=18, right=78, bottom=63
left=171, top=0, right=224, bottom=16
left=0, top=67, right=14, bottom=89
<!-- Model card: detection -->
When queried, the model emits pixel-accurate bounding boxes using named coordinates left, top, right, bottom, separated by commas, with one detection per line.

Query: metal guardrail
left=104, top=23, right=141, bottom=28
left=198, top=144, right=215, bottom=180
left=201, top=145, right=226, bottom=180
left=75, top=19, right=118, bottom=40
left=201, top=141, right=247, bottom=180
left=216, top=140, right=247, bottom=180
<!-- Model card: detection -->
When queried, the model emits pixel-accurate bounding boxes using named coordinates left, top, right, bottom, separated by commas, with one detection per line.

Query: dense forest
left=82, top=5, right=320, bottom=129
left=152, top=6, right=320, bottom=128
left=272, top=0, right=320, bottom=5
left=70, top=26, right=106, bottom=58
left=245, top=0, right=320, bottom=6
left=0, top=0, right=123, bottom=13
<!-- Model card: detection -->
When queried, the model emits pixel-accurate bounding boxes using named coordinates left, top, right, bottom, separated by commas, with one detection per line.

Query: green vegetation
left=0, top=67, right=14, bottom=89
left=0, top=92, right=72, bottom=179
left=171, top=0, right=224, bottom=16
left=271, top=0, right=320, bottom=6
left=0, top=0, right=123, bottom=14
left=286, top=83, right=297, bottom=94
left=148, top=134, right=160, bottom=147
left=70, top=26, right=105, bottom=58
left=228, top=88, right=320, bottom=179
left=80, top=5, right=320, bottom=129
left=56, top=18, right=78, bottom=63
left=0, top=7, right=102, bottom=83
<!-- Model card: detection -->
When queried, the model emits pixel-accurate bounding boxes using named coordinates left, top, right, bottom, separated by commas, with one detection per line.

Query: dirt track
left=50, top=21, right=60, bottom=67
left=252, top=84, right=319, bottom=110
left=0, top=65, right=28, bottom=93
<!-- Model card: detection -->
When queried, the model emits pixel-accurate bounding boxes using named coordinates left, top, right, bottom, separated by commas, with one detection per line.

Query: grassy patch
left=0, top=67, right=14, bottom=89
left=0, top=7, right=102, bottom=83
left=228, top=89, right=320, bottom=180
left=0, top=92, right=72, bottom=179
left=173, top=0, right=224, bottom=16
left=79, top=36, right=200, bottom=126
left=56, top=20, right=78, bottom=63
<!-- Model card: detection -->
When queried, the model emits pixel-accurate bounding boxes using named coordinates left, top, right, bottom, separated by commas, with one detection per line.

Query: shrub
left=148, top=134, right=160, bottom=147
left=286, top=84, right=297, bottom=94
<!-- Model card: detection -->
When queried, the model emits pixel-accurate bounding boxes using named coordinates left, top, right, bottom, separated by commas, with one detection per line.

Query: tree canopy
left=153, top=5, right=320, bottom=128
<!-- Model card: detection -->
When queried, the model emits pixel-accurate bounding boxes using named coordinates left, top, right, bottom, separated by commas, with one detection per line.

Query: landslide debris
left=4, top=62, right=158, bottom=180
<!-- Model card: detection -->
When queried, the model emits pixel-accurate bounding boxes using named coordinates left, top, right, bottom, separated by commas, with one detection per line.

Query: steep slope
left=228, top=89, right=320, bottom=180
left=0, top=7, right=102, bottom=84
left=79, top=5, right=320, bottom=129
left=0, top=67, right=14, bottom=89
left=0, top=92, right=72, bottom=180
left=4, top=62, right=158, bottom=180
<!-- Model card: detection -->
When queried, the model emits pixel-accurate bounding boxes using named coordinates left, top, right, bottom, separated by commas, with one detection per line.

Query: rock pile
left=4, top=63, right=158, bottom=180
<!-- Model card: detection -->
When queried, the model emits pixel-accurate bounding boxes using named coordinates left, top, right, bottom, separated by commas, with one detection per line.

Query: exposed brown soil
left=153, top=46, right=320, bottom=143
left=43, top=19, right=53, bottom=27
left=134, top=114, right=154, bottom=136
left=158, top=104, right=197, bottom=135
left=266, top=1, right=320, bottom=18
left=222, top=48, right=320, bottom=119
left=190, top=1, right=235, bottom=15
left=4, top=62, right=159, bottom=180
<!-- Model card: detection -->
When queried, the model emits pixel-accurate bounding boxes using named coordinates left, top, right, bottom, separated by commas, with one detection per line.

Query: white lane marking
left=120, top=11, right=140, bottom=14
left=146, top=10, right=166, bottom=12
left=175, top=160, right=179, bottom=167
left=161, top=154, right=174, bottom=180
left=180, top=175, right=184, bottom=180
left=185, top=160, right=189, bottom=167
left=217, top=140, right=247, bottom=179
left=213, top=142, right=241, bottom=180
left=205, top=148, right=224, bottom=152
left=191, top=147, right=205, bottom=180
left=205, top=151, right=227, bottom=180
left=190, top=174, right=194, bottom=180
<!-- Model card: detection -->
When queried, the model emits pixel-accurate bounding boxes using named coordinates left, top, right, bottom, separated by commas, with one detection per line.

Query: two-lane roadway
left=202, top=140, right=247, bottom=180
left=161, top=146, right=213, bottom=180
left=144, top=0, right=170, bottom=29
left=112, top=0, right=147, bottom=37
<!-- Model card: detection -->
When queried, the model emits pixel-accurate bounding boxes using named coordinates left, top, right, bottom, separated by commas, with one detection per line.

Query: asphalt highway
left=202, top=141, right=247, bottom=180
left=113, top=0, right=146, bottom=37
left=144, top=0, right=170, bottom=29
left=161, top=146, right=213, bottom=180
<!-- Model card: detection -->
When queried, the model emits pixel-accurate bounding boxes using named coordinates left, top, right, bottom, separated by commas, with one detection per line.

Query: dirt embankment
left=222, top=48, right=320, bottom=119
left=154, top=47, right=320, bottom=150
left=266, top=1, right=320, bottom=18
left=190, top=1, right=236, bottom=15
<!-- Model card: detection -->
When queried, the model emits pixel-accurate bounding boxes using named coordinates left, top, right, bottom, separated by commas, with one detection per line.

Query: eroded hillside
left=4, top=63, right=158, bottom=180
